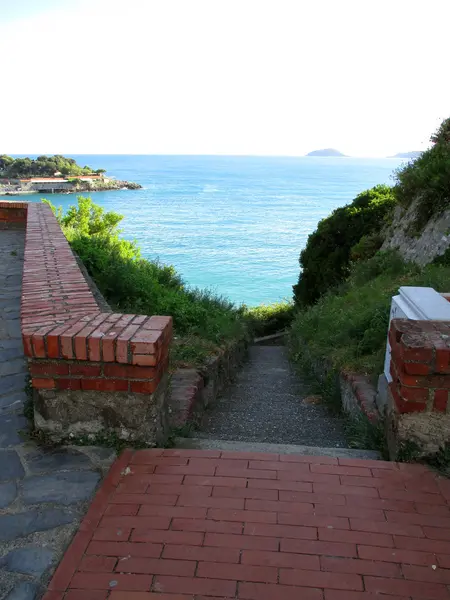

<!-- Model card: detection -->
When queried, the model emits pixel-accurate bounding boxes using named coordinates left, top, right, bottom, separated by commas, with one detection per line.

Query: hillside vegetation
left=290, top=117, right=450, bottom=381
left=0, top=155, right=104, bottom=178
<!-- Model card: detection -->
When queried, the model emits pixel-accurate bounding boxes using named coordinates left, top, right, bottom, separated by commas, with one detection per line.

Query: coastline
left=0, top=178, right=141, bottom=196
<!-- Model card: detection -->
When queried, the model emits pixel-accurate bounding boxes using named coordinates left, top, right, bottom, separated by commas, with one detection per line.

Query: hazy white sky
left=1, top=0, right=449, bottom=156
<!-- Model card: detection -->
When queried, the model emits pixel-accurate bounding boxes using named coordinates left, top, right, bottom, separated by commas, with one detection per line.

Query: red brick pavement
left=44, top=449, right=450, bottom=599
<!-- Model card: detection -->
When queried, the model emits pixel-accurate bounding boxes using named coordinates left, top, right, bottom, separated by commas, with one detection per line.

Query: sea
left=6, top=155, right=404, bottom=306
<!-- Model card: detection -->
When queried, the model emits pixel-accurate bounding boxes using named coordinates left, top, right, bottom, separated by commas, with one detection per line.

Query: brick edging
left=2, top=201, right=172, bottom=394
left=44, top=449, right=134, bottom=597
left=340, top=371, right=379, bottom=422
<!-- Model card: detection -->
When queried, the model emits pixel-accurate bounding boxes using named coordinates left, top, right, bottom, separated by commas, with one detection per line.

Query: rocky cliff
left=382, top=198, right=450, bottom=265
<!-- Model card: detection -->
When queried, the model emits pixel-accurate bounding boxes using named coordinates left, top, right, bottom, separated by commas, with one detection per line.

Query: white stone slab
left=384, top=287, right=450, bottom=382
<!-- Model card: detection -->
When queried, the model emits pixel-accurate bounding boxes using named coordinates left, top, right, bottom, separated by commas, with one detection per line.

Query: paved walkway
left=0, top=230, right=115, bottom=600
left=46, top=448, right=450, bottom=600
left=200, top=346, right=347, bottom=447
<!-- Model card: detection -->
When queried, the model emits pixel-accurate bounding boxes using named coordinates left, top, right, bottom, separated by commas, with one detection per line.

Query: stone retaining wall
left=167, top=339, right=249, bottom=431
left=386, top=318, right=450, bottom=457
left=1, top=201, right=172, bottom=444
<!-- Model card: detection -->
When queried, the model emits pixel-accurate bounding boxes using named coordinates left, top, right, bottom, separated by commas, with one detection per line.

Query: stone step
left=175, top=437, right=382, bottom=460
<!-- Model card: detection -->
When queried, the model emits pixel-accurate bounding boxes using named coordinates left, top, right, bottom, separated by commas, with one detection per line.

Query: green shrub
left=289, top=251, right=450, bottom=379
left=244, top=302, right=295, bottom=337
left=44, top=197, right=246, bottom=365
left=293, top=185, right=396, bottom=307
left=394, top=117, right=450, bottom=233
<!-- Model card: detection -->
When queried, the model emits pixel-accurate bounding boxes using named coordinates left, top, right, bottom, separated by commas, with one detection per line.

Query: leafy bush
left=289, top=251, right=450, bottom=378
left=45, top=197, right=246, bottom=365
left=244, top=302, right=295, bottom=337
left=394, top=117, right=450, bottom=233
left=1, top=155, right=96, bottom=178
left=293, top=185, right=396, bottom=307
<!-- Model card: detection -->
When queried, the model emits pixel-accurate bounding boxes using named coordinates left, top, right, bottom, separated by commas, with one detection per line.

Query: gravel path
left=200, top=345, right=348, bottom=447
left=0, top=229, right=115, bottom=600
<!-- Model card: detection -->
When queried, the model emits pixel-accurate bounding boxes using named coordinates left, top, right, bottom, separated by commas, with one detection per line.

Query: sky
left=1, top=0, right=449, bottom=157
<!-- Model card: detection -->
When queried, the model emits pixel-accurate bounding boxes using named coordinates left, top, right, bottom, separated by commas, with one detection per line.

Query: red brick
left=92, top=527, right=131, bottom=542
left=184, top=475, right=247, bottom=488
left=242, top=549, right=319, bottom=570
left=104, top=364, right=156, bottom=379
left=79, top=555, right=117, bottom=572
left=310, top=464, right=372, bottom=477
left=276, top=470, right=338, bottom=485
left=415, top=502, right=450, bottom=517
left=244, top=499, right=313, bottom=514
left=278, top=512, right=349, bottom=529
left=154, top=463, right=216, bottom=476
left=385, top=510, right=450, bottom=529
left=70, top=364, right=102, bottom=377
left=146, top=483, right=211, bottom=496
left=81, top=378, right=129, bottom=392
left=379, top=487, right=446, bottom=505
left=324, top=592, right=408, bottom=600
left=280, top=568, right=363, bottom=590
left=320, top=556, right=401, bottom=578
left=69, top=572, right=153, bottom=591
left=404, top=362, right=433, bottom=375
left=86, top=541, right=162, bottom=558
left=152, top=575, right=236, bottom=597
left=162, top=544, right=240, bottom=563
left=398, top=384, right=429, bottom=403
left=313, top=504, right=386, bottom=522
left=115, top=557, right=195, bottom=577
left=249, top=460, right=309, bottom=473
left=402, top=563, right=450, bottom=584
left=138, top=505, right=206, bottom=519
left=358, top=545, right=436, bottom=566
left=198, top=561, right=277, bottom=583
left=318, top=527, right=394, bottom=547
left=434, top=389, right=449, bottom=412
left=239, top=582, right=323, bottom=600
left=32, top=377, right=55, bottom=389
left=212, top=486, right=278, bottom=501
left=57, top=378, right=82, bottom=391
left=99, top=516, right=171, bottom=530
left=345, top=495, right=416, bottom=512
left=208, top=508, right=277, bottom=524
left=130, top=530, right=204, bottom=546
left=178, top=494, right=244, bottom=510
left=313, top=483, right=379, bottom=498
left=437, top=554, right=450, bottom=569
left=172, top=517, right=243, bottom=535
left=109, top=594, right=190, bottom=600
left=423, top=526, right=450, bottom=541
left=364, top=575, right=449, bottom=599
left=277, top=490, right=346, bottom=506
left=243, top=522, right=317, bottom=540
left=65, top=593, right=108, bottom=600
left=29, top=362, right=69, bottom=376
left=350, top=517, right=423, bottom=537
left=32, top=336, right=47, bottom=358
left=204, top=532, right=279, bottom=551
left=215, top=466, right=276, bottom=479
left=132, top=354, right=158, bottom=366
left=281, top=538, right=357, bottom=558
left=131, top=380, right=157, bottom=394
left=111, top=494, right=177, bottom=507
left=105, top=504, right=140, bottom=516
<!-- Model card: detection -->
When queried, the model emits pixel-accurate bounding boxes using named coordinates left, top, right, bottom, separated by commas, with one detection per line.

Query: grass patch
left=244, top=301, right=295, bottom=337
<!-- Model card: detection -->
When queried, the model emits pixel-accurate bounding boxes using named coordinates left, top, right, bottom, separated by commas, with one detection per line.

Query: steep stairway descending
left=198, top=345, right=350, bottom=448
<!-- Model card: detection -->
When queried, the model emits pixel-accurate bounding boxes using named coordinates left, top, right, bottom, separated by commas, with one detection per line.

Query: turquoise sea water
left=7, top=155, right=403, bottom=306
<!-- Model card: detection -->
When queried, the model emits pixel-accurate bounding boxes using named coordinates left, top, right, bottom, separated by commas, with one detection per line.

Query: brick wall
left=3, top=201, right=172, bottom=397
left=0, top=201, right=27, bottom=223
left=388, top=318, right=450, bottom=414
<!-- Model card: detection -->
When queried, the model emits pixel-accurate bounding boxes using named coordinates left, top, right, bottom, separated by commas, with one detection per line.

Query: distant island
left=0, top=155, right=141, bottom=195
left=389, top=151, right=422, bottom=159
left=306, top=148, right=346, bottom=157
